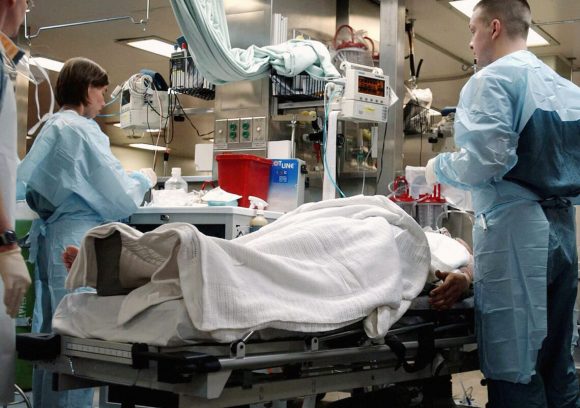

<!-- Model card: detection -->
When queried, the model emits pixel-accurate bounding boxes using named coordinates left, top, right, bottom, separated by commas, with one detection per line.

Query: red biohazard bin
left=216, top=154, right=273, bottom=208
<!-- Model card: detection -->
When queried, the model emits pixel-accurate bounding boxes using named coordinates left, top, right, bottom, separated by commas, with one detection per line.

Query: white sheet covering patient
left=54, top=196, right=445, bottom=345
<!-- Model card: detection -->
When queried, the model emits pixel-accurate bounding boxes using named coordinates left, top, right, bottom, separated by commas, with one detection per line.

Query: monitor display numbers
left=357, top=76, right=385, bottom=97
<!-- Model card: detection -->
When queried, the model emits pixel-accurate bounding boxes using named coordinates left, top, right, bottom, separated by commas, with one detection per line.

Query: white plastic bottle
left=249, top=196, right=269, bottom=233
left=164, top=167, right=188, bottom=192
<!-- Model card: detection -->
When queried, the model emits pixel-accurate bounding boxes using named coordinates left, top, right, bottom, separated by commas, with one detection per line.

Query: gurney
left=16, top=295, right=477, bottom=408
left=16, top=197, right=477, bottom=406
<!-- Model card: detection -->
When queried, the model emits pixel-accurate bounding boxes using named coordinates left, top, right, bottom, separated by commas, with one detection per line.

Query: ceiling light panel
left=123, top=38, right=176, bottom=58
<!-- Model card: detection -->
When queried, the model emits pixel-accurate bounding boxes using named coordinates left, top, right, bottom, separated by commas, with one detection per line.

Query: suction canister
left=389, top=175, right=416, bottom=218
left=416, top=184, right=447, bottom=229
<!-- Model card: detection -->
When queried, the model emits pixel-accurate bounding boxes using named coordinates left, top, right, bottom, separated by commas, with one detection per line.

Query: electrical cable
left=145, top=101, right=170, bottom=120
left=163, top=93, right=179, bottom=145
left=173, top=93, right=214, bottom=138
left=377, top=119, right=389, bottom=186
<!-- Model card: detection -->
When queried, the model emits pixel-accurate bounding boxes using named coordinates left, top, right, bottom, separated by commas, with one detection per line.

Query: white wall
left=348, top=0, right=380, bottom=44
left=573, top=71, right=580, bottom=86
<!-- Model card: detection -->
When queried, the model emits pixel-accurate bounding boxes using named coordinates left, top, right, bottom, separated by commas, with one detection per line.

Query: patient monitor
left=119, top=73, right=168, bottom=132
left=340, top=62, right=390, bottom=123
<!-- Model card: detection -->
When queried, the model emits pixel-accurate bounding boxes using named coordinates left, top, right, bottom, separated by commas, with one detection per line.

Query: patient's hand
left=62, top=246, right=79, bottom=272
left=429, top=269, right=471, bottom=310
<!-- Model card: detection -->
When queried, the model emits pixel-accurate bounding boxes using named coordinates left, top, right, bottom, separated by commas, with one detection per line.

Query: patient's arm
left=429, top=237, right=473, bottom=311
left=428, top=267, right=472, bottom=310
left=62, top=246, right=79, bottom=272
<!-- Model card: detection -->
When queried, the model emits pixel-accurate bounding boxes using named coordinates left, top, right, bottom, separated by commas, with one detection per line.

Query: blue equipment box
left=268, top=159, right=306, bottom=213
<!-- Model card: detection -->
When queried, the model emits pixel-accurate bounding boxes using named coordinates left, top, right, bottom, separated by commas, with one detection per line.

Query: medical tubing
left=360, top=147, right=372, bottom=195
left=376, top=120, right=388, bottom=186
left=149, top=81, right=164, bottom=170
left=435, top=209, right=475, bottom=230
left=14, top=383, right=32, bottom=408
left=105, top=92, right=120, bottom=107
left=163, top=92, right=179, bottom=144
left=150, top=81, right=164, bottom=169
left=154, top=81, right=164, bottom=137
left=25, top=56, right=55, bottom=135
left=323, top=82, right=346, bottom=198
left=34, top=74, right=41, bottom=122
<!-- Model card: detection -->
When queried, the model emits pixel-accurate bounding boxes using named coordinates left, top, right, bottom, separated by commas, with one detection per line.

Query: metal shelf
left=277, top=100, right=325, bottom=110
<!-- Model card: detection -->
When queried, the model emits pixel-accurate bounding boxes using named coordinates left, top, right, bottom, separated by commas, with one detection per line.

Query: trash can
left=216, top=154, right=272, bottom=208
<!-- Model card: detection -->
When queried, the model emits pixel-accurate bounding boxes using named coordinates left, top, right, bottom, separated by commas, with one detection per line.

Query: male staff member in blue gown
left=425, top=0, right=580, bottom=406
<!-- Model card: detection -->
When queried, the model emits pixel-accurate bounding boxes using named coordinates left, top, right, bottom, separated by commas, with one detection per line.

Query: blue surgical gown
left=17, top=109, right=151, bottom=408
left=432, top=50, right=580, bottom=384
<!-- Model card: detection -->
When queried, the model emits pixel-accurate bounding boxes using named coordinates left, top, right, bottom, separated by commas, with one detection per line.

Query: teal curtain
left=169, top=0, right=340, bottom=84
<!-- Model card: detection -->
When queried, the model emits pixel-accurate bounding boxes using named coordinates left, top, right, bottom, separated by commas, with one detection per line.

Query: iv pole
left=24, top=0, right=151, bottom=41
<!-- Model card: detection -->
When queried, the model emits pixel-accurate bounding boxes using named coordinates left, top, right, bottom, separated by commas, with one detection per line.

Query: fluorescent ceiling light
left=525, top=29, right=551, bottom=48
left=123, top=38, right=175, bottom=58
left=30, top=56, right=64, bottom=72
left=449, top=0, right=550, bottom=47
left=449, top=0, right=478, bottom=17
left=129, top=143, right=166, bottom=152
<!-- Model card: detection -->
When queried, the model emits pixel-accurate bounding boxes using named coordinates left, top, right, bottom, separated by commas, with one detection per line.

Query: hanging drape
left=169, top=0, right=341, bottom=84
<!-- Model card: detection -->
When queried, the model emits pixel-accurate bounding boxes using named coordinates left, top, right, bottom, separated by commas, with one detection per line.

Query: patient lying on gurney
left=63, top=233, right=473, bottom=311
left=54, top=196, right=472, bottom=346
left=62, top=235, right=472, bottom=312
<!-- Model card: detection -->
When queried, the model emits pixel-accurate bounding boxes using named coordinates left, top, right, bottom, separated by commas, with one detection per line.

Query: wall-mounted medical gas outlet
left=240, top=118, right=253, bottom=142
left=214, top=116, right=268, bottom=150
left=227, top=119, right=240, bottom=144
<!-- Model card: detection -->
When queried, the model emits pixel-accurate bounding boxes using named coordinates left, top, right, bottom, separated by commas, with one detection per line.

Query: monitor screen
left=121, top=89, right=131, bottom=106
left=358, top=75, right=385, bottom=97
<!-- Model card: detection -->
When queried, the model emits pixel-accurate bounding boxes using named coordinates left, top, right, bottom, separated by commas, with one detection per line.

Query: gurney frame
left=17, top=314, right=478, bottom=408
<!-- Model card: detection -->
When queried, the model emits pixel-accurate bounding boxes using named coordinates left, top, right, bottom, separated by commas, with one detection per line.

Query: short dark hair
left=55, top=57, right=108, bottom=106
left=474, top=0, right=531, bottom=40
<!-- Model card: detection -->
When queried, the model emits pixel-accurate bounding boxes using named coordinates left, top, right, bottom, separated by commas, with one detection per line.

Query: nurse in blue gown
left=18, top=57, right=156, bottom=408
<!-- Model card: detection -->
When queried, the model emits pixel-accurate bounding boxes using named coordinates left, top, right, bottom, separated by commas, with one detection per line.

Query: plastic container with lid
left=416, top=184, right=447, bottom=229
left=164, top=167, right=188, bottom=192
left=216, top=154, right=272, bottom=208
